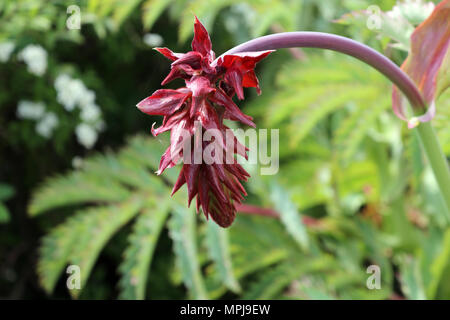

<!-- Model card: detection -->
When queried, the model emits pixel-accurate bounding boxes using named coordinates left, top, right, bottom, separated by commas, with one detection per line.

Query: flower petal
left=172, top=51, right=203, bottom=70
left=209, top=200, right=236, bottom=228
left=161, top=64, right=195, bottom=85
left=156, top=146, right=178, bottom=175
left=183, top=163, right=200, bottom=206
left=205, top=164, right=228, bottom=204
left=242, top=70, right=261, bottom=94
left=151, top=108, right=189, bottom=137
left=191, top=17, right=213, bottom=59
left=218, top=50, right=274, bottom=70
left=187, top=76, right=216, bottom=117
left=136, top=89, right=190, bottom=115
left=171, top=166, right=186, bottom=195
left=154, top=47, right=183, bottom=61
left=224, top=69, right=244, bottom=100
left=210, top=88, right=255, bottom=127
left=197, top=169, right=210, bottom=218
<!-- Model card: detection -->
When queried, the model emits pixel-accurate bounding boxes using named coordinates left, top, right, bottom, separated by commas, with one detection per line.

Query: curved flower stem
left=223, top=32, right=450, bottom=217
left=220, top=32, right=426, bottom=110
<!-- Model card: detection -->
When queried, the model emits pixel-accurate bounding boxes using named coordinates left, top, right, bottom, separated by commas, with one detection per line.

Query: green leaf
left=38, top=212, right=87, bottom=294
left=118, top=199, right=170, bottom=300
left=335, top=9, right=413, bottom=51
left=398, top=255, right=427, bottom=300
left=68, top=197, right=144, bottom=298
left=112, top=0, right=142, bottom=28
left=269, top=182, right=309, bottom=250
left=169, top=203, right=208, bottom=299
left=142, top=0, right=172, bottom=30
left=334, top=96, right=391, bottom=163
left=29, top=172, right=130, bottom=216
left=427, top=229, right=450, bottom=298
left=205, top=220, right=240, bottom=293
left=289, top=86, right=379, bottom=146
left=178, top=0, right=233, bottom=43
left=243, top=256, right=332, bottom=299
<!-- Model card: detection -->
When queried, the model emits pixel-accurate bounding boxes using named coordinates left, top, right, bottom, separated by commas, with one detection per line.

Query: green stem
left=415, top=122, right=450, bottom=219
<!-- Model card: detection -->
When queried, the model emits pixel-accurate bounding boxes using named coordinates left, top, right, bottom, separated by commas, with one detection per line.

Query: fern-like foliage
left=30, top=135, right=239, bottom=299
left=31, top=132, right=395, bottom=299
left=118, top=200, right=170, bottom=299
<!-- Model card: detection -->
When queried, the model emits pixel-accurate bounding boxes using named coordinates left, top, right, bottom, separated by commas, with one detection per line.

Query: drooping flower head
left=137, top=17, right=273, bottom=227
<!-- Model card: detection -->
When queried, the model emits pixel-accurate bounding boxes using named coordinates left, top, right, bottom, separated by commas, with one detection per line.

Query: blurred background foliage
left=1, top=0, right=449, bottom=299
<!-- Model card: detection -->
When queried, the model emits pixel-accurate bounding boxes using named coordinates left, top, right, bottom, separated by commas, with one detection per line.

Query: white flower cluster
left=0, top=42, right=15, bottom=63
left=18, top=44, right=48, bottom=76
left=17, top=101, right=59, bottom=138
left=54, top=74, right=105, bottom=149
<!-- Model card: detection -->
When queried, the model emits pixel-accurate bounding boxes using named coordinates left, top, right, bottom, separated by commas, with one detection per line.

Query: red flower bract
left=136, top=17, right=273, bottom=227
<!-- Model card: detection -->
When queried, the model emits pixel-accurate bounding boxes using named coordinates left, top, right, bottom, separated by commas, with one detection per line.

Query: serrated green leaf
left=205, top=220, right=240, bottom=293
left=29, top=172, right=131, bottom=216
left=169, top=203, right=207, bottom=299
left=243, top=255, right=332, bottom=299
left=68, top=196, right=144, bottom=298
left=270, top=182, right=309, bottom=250
left=142, top=0, right=172, bottom=30
left=37, top=212, right=86, bottom=294
left=398, top=256, right=427, bottom=300
left=334, top=96, right=391, bottom=163
left=118, top=199, right=170, bottom=300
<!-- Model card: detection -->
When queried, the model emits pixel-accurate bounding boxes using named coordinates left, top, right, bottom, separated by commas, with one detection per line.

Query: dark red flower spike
left=137, top=17, right=273, bottom=227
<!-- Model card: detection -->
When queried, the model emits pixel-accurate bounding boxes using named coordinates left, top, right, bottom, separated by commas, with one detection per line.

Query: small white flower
left=36, top=112, right=58, bottom=138
left=18, top=44, right=48, bottom=76
left=143, top=33, right=163, bottom=47
left=0, top=42, right=15, bottom=63
left=78, top=89, right=96, bottom=109
left=76, top=123, right=98, bottom=149
left=54, top=74, right=99, bottom=114
left=80, top=103, right=101, bottom=122
left=17, top=100, right=45, bottom=120
left=56, top=77, right=86, bottom=111
left=54, top=74, right=71, bottom=91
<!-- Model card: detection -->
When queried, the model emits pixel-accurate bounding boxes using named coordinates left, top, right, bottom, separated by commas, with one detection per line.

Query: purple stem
left=220, top=32, right=426, bottom=111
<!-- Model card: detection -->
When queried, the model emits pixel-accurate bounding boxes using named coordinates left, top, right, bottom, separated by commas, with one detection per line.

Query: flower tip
left=150, top=122, right=158, bottom=136
left=136, top=99, right=145, bottom=110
